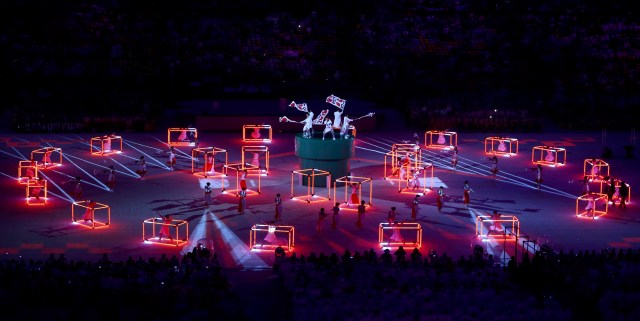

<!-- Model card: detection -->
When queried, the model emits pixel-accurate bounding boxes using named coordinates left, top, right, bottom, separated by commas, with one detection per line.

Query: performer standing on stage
left=486, top=210, right=503, bottom=236
left=436, top=186, right=445, bottom=213
left=584, top=191, right=596, bottom=217
left=302, top=111, right=314, bottom=138
left=410, top=169, right=420, bottom=190
left=356, top=201, right=365, bottom=228
left=106, top=165, right=115, bottom=191
left=82, top=200, right=97, bottom=223
left=490, top=155, right=499, bottom=177
left=157, top=212, right=174, bottom=242
left=463, top=181, right=473, bottom=208
left=178, top=129, right=188, bottom=142
left=31, top=177, right=45, bottom=202
left=387, top=207, right=397, bottom=224
left=42, top=148, right=52, bottom=169
left=72, top=177, right=83, bottom=201
left=349, top=183, right=360, bottom=206
left=204, top=182, right=213, bottom=210
left=275, top=193, right=283, bottom=222
left=240, top=169, right=248, bottom=190
left=340, top=114, right=353, bottom=139
left=451, top=146, right=459, bottom=172
left=411, top=195, right=420, bottom=220
left=238, top=187, right=247, bottom=214
left=167, top=147, right=177, bottom=170
left=322, top=118, right=336, bottom=140
left=25, top=158, right=36, bottom=180
left=316, top=208, right=327, bottom=233
left=619, top=181, right=629, bottom=209
left=331, top=202, right=340, bottom=229
left=137, top=156, right=147, bottom=180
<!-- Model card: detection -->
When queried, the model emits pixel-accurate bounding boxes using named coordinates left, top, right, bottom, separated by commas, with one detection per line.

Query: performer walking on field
left=349, top=183, right=360, bottom=206
left=106, top=165, right=115, bottom=191
left=316, top=208, right=328, bottom=233
left=331, top=202, right=340, bottom=229
left=136, top=156, right=147, bottom=180
left=489, top=155, right=499, bottom=177
left=157, top=212, right=174, bottom=242
left=275, top=193, right=283, bottom=222
left=411, top=195, right=420, bottom=220
left=451, top=146, right=459, bottom=172
left=204, top=182, right=213, bottom=211
left=436, top=186, right=445, bottom=213
left=463, top=181, right=473, bottom=208
left=238, top=187, right=247, bottom=214
left=167, top=147, right=177, bottom=170
left=356, top=201, right=365, bottom=228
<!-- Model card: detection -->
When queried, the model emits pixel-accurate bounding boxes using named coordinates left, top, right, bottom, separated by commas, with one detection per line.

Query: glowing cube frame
left=31, top=147, right=63, bottom=169
left=532, top=146, right=566, bottom=167
left=191, top=146, right=228, bottom=177
left=18, top=160, right=38, bottom=184
left=475, top=215, right=520, bottom=240
left=290, top=169, right=332, bottom=203
left=384, top=143, right=422, bottom=180
left=143, top=217, right=189, bottom=247
left=243, top=124, right=273, bottom=143
left=583, top=158, right=609, bottom=182
left=72, top=201, right=111, bottom=229
left=26, top=179, right=47, bottom=205
left=378, top=222, right=423, bottom=249
left=397, top=162, right=434, bottom=194
left=90, top=135, right=123, bottom=155
left=484, top=137, right=518, bottom=156
left=424, top=130, right=458, bottom=149
left=576, top=193, right=608, bottom=219
left=333, top=176, right=373, bottom=210
left=224, top=163, right=261, bottom=196
left=167, top=128, right=198, bottom=147
left=249, top=224, right=295, bottom=252
left=241, top=145, right=269, bottom=175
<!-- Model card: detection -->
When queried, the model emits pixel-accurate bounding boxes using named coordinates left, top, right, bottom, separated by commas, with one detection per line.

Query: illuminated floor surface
left=0, top=130, right=638, bottom=270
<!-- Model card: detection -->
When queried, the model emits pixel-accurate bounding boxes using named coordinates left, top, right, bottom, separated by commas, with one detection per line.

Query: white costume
left=178, top=129, right=188, bottom=141
left=497, top=140, right=506, bottom=152
left=437, top=132, right=446, bottom=144
left=545, top=150, right=555, bottom=162
left=264, top=225, right=278, bottom=243
left=251, top=152, right=260, bottom=168
left=333, top=110, right=343, bottom=129
left=410, top=171, right=420, bottom=190
left=340, top=115, right=353, bottom=138
left=103, top=136, right=112, bottom=152
left=322, top=119, right=335, bottom=140
left=302, top=112, right=314, bottom=138
left=390, top=224, right=404, bottom=242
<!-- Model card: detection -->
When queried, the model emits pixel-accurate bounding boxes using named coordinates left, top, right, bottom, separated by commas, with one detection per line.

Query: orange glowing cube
left=31, top=147, right=62, bottom=169
left=290, top=169, right=332, bottom=203
left=241, top=145, right=269, bottom=175
left=249, top=224, right=295, bottom=252
left=475, top=215, right=520, bottom=240
left=26, top=179, right=47, bottom=205
left=333, top=175, right=373, bottom=210
left=192, top=147, right=228, bottom=178
left=167, top=127, right=198, bottom=147
left=576, top=193, right=608, bottom=219
left=424, top=130, right=457, bottom=149
left=90, top=135, right=122, bottom=155
left=484, top=137, right=518, bottom=156
left=396, top=161, right=434, bottom=194
left=72, top=201, right=111, bottom=229
left=583, top=159, right=609, bottom=182
left=243, top=125, right=273, bottom=143
left=384, top=143, right=422, bottom=180
left=224, top=163, right=261, bottom=196
left=143, top=217, right=189, bottom=247
left=532, top=146, right=566, bottom=166
left=18, top=160, right=38, bottom=184
left=378, top=222, right=423, bottom=249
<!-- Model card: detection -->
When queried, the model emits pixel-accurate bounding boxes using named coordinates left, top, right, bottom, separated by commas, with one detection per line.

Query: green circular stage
left=294, top=133, right=354, bottom=186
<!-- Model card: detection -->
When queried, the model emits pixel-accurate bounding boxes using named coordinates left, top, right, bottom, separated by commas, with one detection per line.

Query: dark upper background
left=1, top=0, right=638, bottom=133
